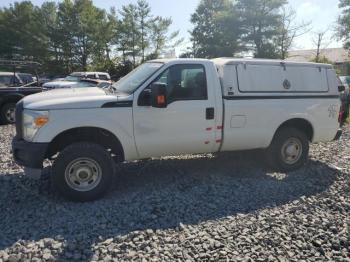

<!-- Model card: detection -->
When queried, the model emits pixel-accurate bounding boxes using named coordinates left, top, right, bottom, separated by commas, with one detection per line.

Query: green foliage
left=0, top=2, right=50, bottom=61
left=310, top=55, right=333, bottom=64
left=118, top=3, right=140, bottom=67
left=117, top=1, right=181, bottom=68
left=137, top=0, right=152, bottom=62
left=149, top=16, right=182, bottom=59
left=190, top=0, right=244, bottom=58
left=338, top=0, right=350, bottom=51
left=0, top=0, right=180, bottom=76
left=188, top=0, right=288, bottom=59
left=237, top=0, right=287, bottom=58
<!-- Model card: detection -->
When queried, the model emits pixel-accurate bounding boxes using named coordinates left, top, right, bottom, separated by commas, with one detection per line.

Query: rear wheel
left=52, top=142, right=114, bottom=202
left=266, top=128, right=309, bottom=172
left=1, top=103, right=16, bottom=124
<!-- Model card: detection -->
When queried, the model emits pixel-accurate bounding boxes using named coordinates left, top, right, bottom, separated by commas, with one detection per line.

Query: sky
left=0, top=0, right=344, bottom=54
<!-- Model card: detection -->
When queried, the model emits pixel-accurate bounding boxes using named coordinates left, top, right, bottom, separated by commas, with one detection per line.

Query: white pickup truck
left=12, top=58, right=342, bottom=201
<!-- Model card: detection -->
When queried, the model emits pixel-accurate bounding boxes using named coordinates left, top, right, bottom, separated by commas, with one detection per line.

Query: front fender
left=33, top=108, right=139, bottom=161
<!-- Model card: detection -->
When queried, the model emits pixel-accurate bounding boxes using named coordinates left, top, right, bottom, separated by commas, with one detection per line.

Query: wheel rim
left=64, top=157, right=102, bottom=192
left=5, top=106, right=15, bottom=123
left=281, top=137, right=303, bottom=165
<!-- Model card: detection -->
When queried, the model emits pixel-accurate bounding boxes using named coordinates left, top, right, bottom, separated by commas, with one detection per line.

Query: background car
left=0, top=84, right=42, bottom=124
left=340, top=76, right=350, bottom=87
left=42, top=79, right=111, bottom=91
left=43, top=72, right=111, bottom=90
left=0, top=72, right=34, bottom=87
left=339, top=76, right=350, bottom=124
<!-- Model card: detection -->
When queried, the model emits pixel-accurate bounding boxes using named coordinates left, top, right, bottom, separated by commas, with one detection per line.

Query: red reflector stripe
left=205, top=141, right=210, bottom=144
left=216, top=139, right=222, bottom=143
left=206, top=127, right=212, bottom=131
left=217, top=126, right=223, bottom=130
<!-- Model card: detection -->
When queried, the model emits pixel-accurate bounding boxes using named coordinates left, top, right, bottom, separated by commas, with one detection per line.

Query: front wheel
left=266, top=128, right=309, bottom=172
left=52, top=142, right=114, bottom=202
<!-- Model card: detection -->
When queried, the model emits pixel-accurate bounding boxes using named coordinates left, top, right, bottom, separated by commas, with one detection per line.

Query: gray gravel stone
left=1, top=124, right=350, bottom=261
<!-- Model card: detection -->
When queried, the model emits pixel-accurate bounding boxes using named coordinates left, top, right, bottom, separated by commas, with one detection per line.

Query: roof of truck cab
left=211, top=58, right=333, bottom=68
left=148, top=58, right=333, bottom=68
left=149, top=58, right=212, bottom=64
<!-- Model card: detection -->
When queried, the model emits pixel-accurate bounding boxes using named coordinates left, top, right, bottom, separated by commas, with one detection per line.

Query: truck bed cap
left=212, top=58, right=333, bottom=68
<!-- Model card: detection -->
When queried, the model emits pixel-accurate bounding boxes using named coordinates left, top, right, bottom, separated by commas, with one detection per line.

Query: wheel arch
left=273, top=118, right=314, bottom=143
left=46, top=127, right=125, bottom=163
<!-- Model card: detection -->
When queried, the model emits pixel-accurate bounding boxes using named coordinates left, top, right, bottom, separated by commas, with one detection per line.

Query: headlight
left=23, top=110, right=49, bottom=141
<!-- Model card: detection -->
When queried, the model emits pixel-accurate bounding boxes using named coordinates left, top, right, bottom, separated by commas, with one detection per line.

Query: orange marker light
left=34, top=116, right=49, bottom=127
left=157, top=95, right=165, bottom=105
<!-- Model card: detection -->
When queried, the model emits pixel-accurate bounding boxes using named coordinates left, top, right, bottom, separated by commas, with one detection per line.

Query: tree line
left=0, top=0, right=181, bottom=77
left=338, top=0, right=350, bottom=54
left=186, top=0, right=350, bottom=63
left=1, top=0, right=350, bottom=77
left=182, top=0, right=311, bottom=60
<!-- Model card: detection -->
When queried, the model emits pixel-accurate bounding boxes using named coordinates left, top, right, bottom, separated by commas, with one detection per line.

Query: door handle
left=206, top=107, right=214, bottom=120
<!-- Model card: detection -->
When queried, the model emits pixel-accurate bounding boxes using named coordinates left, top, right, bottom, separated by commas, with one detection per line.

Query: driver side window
left=153, top=64, right=208, bottom=103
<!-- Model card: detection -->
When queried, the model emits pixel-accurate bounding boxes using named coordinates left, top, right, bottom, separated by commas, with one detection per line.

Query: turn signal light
left=34, top=116, right=49, bottom=127
left=157, top=95, right=165, bottom=105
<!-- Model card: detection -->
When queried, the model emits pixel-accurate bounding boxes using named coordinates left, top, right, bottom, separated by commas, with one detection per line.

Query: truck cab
left=12, top=58, right=342, bottom=201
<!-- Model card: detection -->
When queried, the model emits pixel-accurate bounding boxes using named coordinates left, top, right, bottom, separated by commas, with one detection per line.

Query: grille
left=15, top=101, right=23, bottom=139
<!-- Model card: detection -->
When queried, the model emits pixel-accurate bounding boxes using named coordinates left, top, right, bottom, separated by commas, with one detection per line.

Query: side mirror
left=138, top=88, right=151, bottom=106
left=338, top=85, right=345, bottom=92
left=151, top=83, right=167, bottom=108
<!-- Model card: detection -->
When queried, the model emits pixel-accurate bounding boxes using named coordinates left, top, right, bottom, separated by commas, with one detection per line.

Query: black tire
left=52, top=142, right=114, bottom=202
left=1, top=103, right=16, bottom=124
left=266, top=128, right=309, bottom=172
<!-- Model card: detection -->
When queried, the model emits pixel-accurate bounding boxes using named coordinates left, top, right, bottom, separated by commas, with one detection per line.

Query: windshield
left=112, top=62, right=163, bottom=94
left=65, top=75, right=81, bottom=82
left=18, top=73, right=34, bottom=84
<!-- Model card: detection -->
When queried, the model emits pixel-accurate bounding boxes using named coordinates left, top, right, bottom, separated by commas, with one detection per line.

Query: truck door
left=133, top=63, right=217, bottom=158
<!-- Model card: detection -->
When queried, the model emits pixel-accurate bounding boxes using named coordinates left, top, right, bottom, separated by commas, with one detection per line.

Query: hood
left=43, top=81, right=77, bottom=88
left=23, top=87, right=133, bottom=110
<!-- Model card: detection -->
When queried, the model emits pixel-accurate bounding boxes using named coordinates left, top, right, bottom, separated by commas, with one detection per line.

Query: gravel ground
left=0, top=124, right=350, bottom=261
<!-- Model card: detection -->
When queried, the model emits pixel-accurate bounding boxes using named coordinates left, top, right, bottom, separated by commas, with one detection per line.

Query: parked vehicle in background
left=0, top=72, right=34, bottom=87
left=77, top=79, right=112, bottom=89
left=42, top=79, right=112, bottom=91
left=340, top=76, right=350, bottom=88
left=0, top=85, right=42, bottom=124
left=43, top=72, right=111, bottom=90
left=12, top=58, right=342, bottom=201
left=339, top=76, right=350, bottom=123
left=0, top=60, right=42, bottom=124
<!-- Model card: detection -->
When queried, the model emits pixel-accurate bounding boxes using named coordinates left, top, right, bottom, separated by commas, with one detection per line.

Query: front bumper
left=333, top=129, right=343, bottom=141
left=12, top=137, right=49, bottom=169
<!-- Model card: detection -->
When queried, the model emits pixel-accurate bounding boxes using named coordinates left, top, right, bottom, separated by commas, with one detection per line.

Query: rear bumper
left=333, top=129, right=343, bottom=141
left=12, top=137, right=48, bottom=169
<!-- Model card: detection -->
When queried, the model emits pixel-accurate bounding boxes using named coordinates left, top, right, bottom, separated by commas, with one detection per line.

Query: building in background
left=161, top=49, right=176, bottom=59
left=287, top=48, right=350, bottom=75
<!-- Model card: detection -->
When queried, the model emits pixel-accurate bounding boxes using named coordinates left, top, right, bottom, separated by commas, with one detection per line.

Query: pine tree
left=338, top=0, right=350, bottom=51
left=236, top=0, right=287, bottom=58
left=190, top=0, right=243, bottom=58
